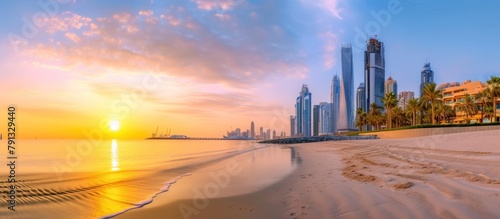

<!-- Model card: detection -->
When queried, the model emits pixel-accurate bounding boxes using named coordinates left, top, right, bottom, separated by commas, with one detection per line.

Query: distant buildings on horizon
left=225, top=121, right=286, bottom=140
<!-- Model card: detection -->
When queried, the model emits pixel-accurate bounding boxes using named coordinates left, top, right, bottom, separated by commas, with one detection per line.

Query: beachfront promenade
left=359, top=123, right=500, bottom=139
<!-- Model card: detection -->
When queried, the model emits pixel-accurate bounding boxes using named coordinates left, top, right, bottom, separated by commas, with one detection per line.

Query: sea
left=0, top=139, right=299, bottom=219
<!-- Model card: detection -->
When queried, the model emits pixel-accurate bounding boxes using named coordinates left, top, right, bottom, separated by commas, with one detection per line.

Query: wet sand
left=118, top=130, right=500, bottom=219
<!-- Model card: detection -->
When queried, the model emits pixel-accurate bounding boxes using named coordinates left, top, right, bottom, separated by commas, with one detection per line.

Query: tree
left=367, top=102, right=384, bottom=130
left=442, top=105, right=456, bottom=124
left=406, top=98, right=419, bottom=126
left=486, top=76, right=500, bottom=122
left=355, top=108, right=367, bottom=132
left=391, top=106, right=406, bottom=128
left=475, top=89, right=489, bottom=123
left=456, top=94, right=478, bottom=123
left=421, top=83, right=443, bottom=124
left=382, top=92, right=398, bottom=129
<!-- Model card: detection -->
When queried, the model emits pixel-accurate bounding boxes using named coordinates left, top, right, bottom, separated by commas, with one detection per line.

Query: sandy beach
left=117, top=130, right=500, bottom=219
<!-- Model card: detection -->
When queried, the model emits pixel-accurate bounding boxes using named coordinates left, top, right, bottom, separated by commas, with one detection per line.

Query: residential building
left=385, top=76, right=397, bottom=95
left=290, top=116, right=296, bottom=137
left=398, top=91, right=415, bottom=111
left=442, top=80, right=487, bottom=123
left=319, top=102, right=333, bottom=135
left=295, top=84, right=312, bottom=137
left=364, top=37, right=385, bottom=111
left=356, top=83, right=366, bottom=112
left=313, top=105, right=320, bottom=136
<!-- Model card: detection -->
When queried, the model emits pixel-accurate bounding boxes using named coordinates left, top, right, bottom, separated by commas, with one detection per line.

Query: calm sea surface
left=0, top=139, right=298, bottom=219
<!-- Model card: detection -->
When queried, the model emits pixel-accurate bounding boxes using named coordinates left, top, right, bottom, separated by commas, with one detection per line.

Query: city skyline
left=1, top=1, right=500, bottom=138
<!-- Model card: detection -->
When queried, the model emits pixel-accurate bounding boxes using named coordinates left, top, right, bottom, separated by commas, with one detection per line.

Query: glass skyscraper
left=356, top=83, right=366, bottom=111
left=341, top=44, right=355, bottom=129
left=364, top=37, right=385, bottom=111
left=313, top=105, right=320, bottom=136
left=295, top=84, right=312, bottom=137
left=331, top=75, right=341, bottom=133
left=420, top=62, right=434, bottom=97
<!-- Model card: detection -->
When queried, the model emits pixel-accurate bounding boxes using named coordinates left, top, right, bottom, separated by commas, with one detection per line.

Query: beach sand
left=117, top=130, right=500, bottom=219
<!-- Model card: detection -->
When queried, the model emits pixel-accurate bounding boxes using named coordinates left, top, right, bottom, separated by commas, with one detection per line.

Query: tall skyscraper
left=290, top=115, right=296, bottom=137
left=250, top=121, right=255, bottom=139
left=385, top=76, right=397, bottom=95
left=420, top=62, right=434, bottom=97
left=259, top=127, right=264, bottom=140
left=272, top=130, right=276, bottom=139
left=295, top=84, right=312, bottom=137
left=331, top=75, right=341, bottom=133
left=341, top=44, right=355, bottom=129
left=364, top=37, right=385, bottom=111
left=398, top=91, right=415, bottom=110
left=313, top=105, right=320, bottom=136
left=336, top=77, right=348, bottom=131
left=319, top=102, right=333, bottom=135
left=356, top=83, right=366, bottom=112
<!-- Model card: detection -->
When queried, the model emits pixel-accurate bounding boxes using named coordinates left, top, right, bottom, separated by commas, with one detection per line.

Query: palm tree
left=442, top=105, right=456, bottom=124
left=406, top=98, right=419, bottom=126
left=356, top=108, right=367, bottom=132
left=421, top=83, right=443, bottom=124
left=486, top=76, right=500, bottom=122
left=382, top=92, right=398, bottom=129
left=457, top=94, right=478, bottom=123
left=475, top=89, right=489, bottom=123
left=367, top=102, right=383, bottom=130
left=391, top=106, right=405, bottom=128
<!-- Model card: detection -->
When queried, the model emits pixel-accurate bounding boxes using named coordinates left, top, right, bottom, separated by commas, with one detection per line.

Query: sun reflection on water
left=111, top=139, right=119, bottom=171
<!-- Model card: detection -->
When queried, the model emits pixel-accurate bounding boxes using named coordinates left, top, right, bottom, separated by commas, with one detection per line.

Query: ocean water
left=0, top=139, right=298, bottom=219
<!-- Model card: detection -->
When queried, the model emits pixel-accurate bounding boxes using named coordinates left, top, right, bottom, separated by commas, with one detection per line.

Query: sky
left=1, top=0, right=500, bottom=139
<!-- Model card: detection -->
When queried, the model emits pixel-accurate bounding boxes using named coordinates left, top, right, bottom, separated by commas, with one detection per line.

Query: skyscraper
left=356, top=83, right=366, bottom=112
left=250, top=121, right=255, bottom=139
left=336, top=77, right=348, bottom=131
left=259, top=127, right=264, bottom=140
left=290, top=115, right=296, bottom=137
left=319, top=102, right=333, bottom=135
left=341, top=44, right=355, bottom=129
left=295, top=84, right=312, bottom=137
left=331, top=75, right=341, bottom=133
left=313, top=105, right=320, bottom=136
left=420, top=62, right=434, bottom=97
left=364, top=37, right=385, bottom=111
left=385, top=76, right=397, bottom=95
left=398, top=91, right=415, bottom=111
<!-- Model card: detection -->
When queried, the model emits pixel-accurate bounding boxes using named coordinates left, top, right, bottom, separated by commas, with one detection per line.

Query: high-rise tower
left=420, top=62, right=434, bottom=97
left=250, top=121, right=255, bottom=139
left=331, top=75, right=341, bottom=133
left=364, top=37, right=385, bottom=111
left=356, top=83, right=366, bottom=112
left=341, top=44, right=355, bottom=129
left=385, top=76, right=397, bottom=95
left=295, top=84, right=312, bottom=137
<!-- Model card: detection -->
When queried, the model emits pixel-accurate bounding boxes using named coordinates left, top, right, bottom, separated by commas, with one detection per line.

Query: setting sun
left=109, top=120, right=120, bottom=132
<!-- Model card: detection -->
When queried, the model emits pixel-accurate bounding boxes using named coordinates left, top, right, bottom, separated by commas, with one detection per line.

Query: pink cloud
left=192, top=0, right=242, bottom=11
left=64, top=32, right=81, bottom=42
left=139, top=10, right=154, bottom=16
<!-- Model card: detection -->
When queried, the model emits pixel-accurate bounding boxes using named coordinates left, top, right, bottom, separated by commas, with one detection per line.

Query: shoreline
left=117, top=130, right=500, bottom=219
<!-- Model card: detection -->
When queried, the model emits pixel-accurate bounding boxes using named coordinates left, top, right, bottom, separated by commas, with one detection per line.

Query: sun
left=109, top=120, right=120, bottom=132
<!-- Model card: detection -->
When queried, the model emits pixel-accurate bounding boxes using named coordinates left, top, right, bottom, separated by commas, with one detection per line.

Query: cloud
left=303, top=0, right=343, bottom=19
left=192, top=0, right=244, bottom=11
left=139, top=10, right=154, bottom=16
left=25, top=1, right=313, bottom=87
